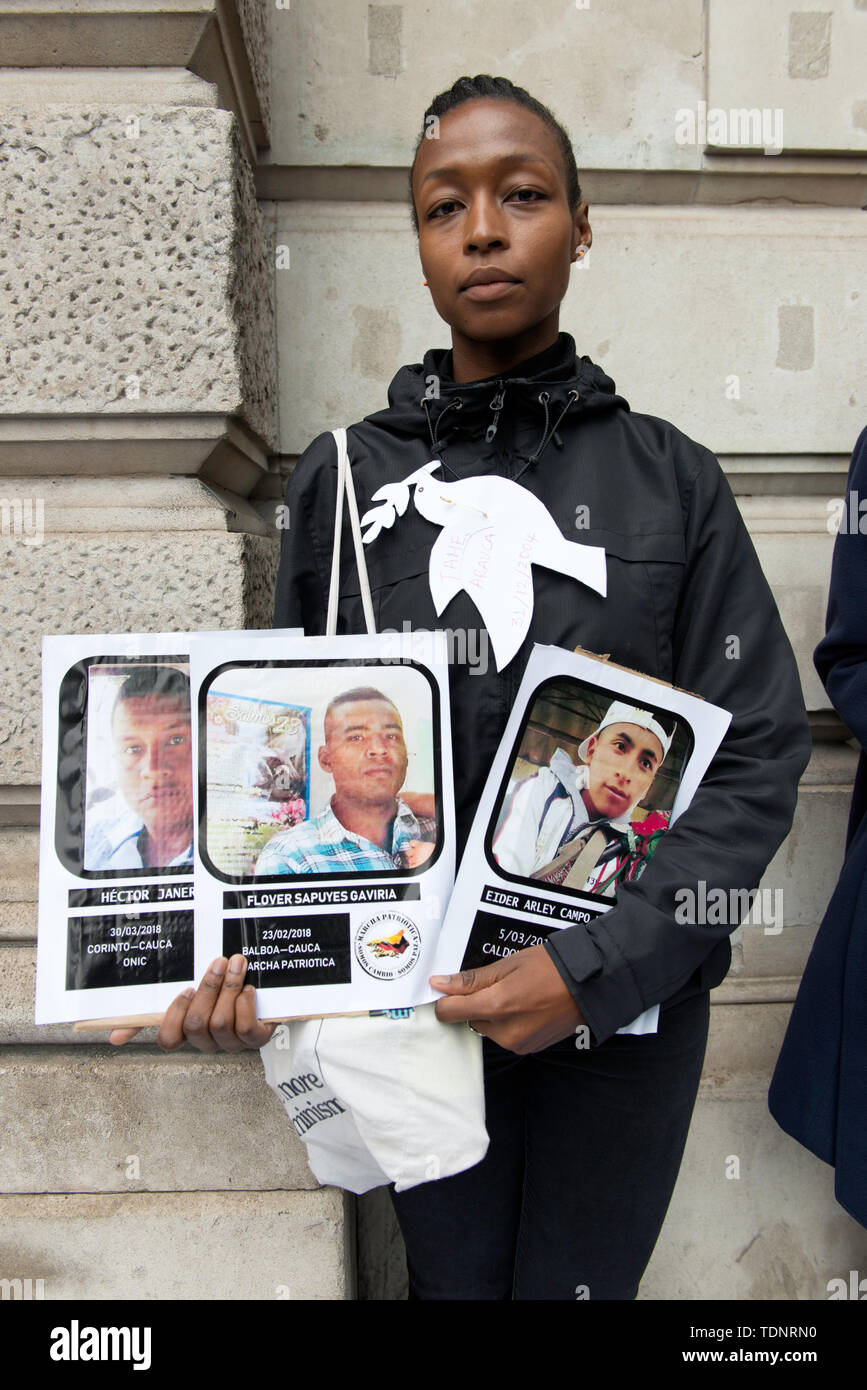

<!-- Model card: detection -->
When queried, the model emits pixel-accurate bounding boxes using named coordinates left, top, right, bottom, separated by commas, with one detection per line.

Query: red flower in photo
left=618, top=811, right=671, bottom=884
left=630, top=810, right=670, bottom=838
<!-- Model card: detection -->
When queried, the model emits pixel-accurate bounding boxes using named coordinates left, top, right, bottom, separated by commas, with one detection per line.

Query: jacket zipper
left=485, top=381, right=506, bottom=443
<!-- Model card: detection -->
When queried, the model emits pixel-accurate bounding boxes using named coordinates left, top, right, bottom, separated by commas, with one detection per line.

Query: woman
left=272, top=74, right=810, bottom=1299
left=128, top=75, right=811, bottom=1299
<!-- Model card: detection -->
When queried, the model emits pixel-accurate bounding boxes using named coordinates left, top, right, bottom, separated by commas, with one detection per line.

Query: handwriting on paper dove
left=360, top=462, right=606, bottom=671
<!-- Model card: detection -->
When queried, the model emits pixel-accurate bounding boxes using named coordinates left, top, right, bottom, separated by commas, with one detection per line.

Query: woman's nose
left=464, top=194, right=507, bottom=251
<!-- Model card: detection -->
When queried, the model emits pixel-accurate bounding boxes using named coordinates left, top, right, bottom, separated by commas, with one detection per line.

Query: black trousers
left=389, top=989, right=710, bottom=1300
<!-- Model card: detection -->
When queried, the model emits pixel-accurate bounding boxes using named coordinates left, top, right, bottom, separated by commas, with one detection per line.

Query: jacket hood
left=363, top=332, right=629, bottom=475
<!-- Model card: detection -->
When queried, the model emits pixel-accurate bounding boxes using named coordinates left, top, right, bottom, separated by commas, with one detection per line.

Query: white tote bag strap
left=326, top=427, right=376, bottom=636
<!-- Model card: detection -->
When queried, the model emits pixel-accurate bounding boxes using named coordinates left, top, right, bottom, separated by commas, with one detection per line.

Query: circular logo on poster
left=354, top=912, right=421, bottom=981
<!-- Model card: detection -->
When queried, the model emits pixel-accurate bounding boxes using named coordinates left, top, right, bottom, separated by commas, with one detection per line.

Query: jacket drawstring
left=421, top=383, right=581, bottom=479
left=528, top=389, right=581, bottom=464
left=421, top=395, right=463, bottom=473
left=509, top=388, right=582, bottom=483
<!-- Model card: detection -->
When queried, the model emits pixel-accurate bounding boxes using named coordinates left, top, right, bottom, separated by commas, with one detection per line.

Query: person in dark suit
left=769, top=425, right=867, bottom=1230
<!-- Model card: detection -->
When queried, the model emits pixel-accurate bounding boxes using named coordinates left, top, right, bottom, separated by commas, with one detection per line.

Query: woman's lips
left=460, top=268, right=521, bottom=302
left=461, top=279, right=521, bottom=302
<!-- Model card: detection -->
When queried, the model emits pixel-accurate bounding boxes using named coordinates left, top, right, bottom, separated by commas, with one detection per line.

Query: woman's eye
left=428, top=199, right=460, bottom=219
left=511, top=188, right=546, bottom=203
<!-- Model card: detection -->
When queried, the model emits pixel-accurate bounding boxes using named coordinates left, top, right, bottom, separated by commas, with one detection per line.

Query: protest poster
left=191, top=628, right=454, bottom=1017
left=432, top=644, right=732, bottom=1034
left=35, top=630, right=297, bottom=1026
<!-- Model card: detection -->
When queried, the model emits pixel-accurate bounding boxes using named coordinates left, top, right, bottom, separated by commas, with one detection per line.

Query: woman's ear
left=572, top=198, right=592, bottom=261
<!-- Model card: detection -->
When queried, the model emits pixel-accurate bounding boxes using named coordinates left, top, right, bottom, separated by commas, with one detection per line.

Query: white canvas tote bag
left=262, top=1007, right=487, bottom=1194
left=259, top=428, right=488, bottom=1193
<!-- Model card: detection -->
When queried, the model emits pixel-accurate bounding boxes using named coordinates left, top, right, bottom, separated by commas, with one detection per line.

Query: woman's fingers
left=157, top=984, right=200, bottom=1051
left=156, top=955, right=276, bottom=1052
left=430, top=958, right=515, bottom=1022
left=208, top=955, right=262, bottom=1051
left=107, top=956, right=277, bottom=1053
left=431, top=947, right=584, bottom=1053
left=234, top=982, right=278, bottom=1048
left=180, top=956, right=233, bottom=1052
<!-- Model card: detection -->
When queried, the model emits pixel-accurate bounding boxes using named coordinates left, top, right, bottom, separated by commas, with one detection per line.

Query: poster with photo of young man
left=192, top=630, right=455, bottom=1019
left=433, top=645, right=731, bottom=1037
left=36, top=630, right=298, bottom=1026
left=490, top=681, right=689, bottom=900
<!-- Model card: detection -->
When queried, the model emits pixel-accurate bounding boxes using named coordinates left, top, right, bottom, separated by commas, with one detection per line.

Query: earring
left=423, top=279, right=429, bottom=286
left=574, top=246, right=589, bottom=268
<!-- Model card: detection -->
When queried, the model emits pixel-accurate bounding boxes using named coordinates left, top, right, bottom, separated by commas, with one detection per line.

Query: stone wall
left=0, top=2, right=350, bottom=1303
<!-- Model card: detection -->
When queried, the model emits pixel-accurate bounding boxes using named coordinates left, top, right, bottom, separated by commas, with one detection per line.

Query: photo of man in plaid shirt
left=255, top=686, right=437, bottom=875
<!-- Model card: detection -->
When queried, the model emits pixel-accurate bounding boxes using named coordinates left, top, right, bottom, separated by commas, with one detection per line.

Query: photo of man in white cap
left=492, top=699, right=677, bottom=898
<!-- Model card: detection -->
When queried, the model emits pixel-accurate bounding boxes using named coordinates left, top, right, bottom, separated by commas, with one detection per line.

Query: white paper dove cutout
left=360, top=461, right=607, bottom=671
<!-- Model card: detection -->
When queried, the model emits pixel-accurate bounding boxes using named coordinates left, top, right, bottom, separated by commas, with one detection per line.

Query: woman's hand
left=431, top=944, right=586, bottom=1054
left=109, top=955, right=277, bottom=1052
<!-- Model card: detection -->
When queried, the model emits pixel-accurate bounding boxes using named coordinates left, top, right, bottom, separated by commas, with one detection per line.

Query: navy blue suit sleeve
left=814, top=426, right=867, bottom=753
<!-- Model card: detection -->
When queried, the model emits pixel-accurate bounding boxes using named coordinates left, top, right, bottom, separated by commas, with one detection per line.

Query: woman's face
left=411, top=98, right=590, bottom=373
left=582, top=723, right=663, bottom=821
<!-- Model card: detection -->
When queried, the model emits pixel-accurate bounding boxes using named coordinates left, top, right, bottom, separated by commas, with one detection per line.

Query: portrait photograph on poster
left=191, top=631, right=455, bottom=1019
left=433, top=644, right=732, bottom=1035
left=82, top=660, right=195, bottom=875
left=37, top=636, right=200, bottom=1025
left=488, top=676, right=691, bottom=901
left=199, top=660, right=441, bottom=883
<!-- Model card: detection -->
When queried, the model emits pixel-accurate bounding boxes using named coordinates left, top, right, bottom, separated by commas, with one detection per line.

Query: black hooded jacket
left=274, top=332, right=812, bottom=1043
